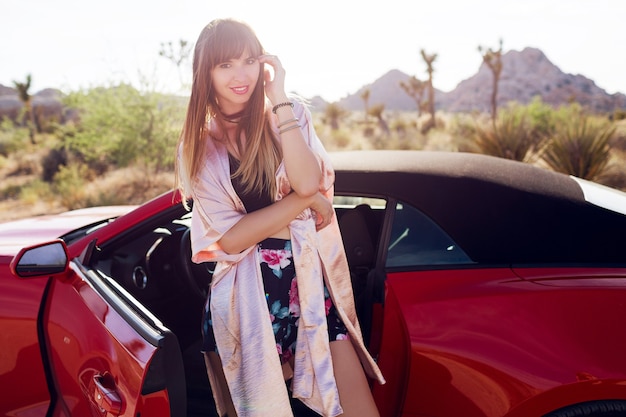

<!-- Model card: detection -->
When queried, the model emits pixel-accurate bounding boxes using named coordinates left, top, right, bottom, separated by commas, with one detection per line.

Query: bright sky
left=3, top=0, right=625, bottom=102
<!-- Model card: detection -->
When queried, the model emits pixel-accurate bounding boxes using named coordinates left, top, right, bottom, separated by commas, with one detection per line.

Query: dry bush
left=325, top=129, right=353, bottom=150
left=315, top=114, right=376, bottom=151
left=379, top=134, right=414, bottom=151
left=468, top=107, right=541, bottom=162
left=423, top=129, right=458, bottom=151
left=390, top=117, right=410, bottom=137
left=9, top=150, right=43, bottom=177
left=20, top=179, right=55, bottom=205
left=83, top=166, right=175, bottom=207
left=609, top=120, right=626, bottom=152
left=0, top=178, right=61, bottom=222
left=541, top=115, right=614, bottom=181
left=599, top=167, right=626, bottom=190
left=0, top=183, right=21, bottom=200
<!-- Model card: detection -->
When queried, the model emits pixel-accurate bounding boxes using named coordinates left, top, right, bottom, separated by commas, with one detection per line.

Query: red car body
left=1, top=150, right=626, bottom=417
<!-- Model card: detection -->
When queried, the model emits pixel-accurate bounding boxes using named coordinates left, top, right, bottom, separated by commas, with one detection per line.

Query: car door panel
left=0, top=272, right=51, bottom=416
left=371, top=275, right=410, bottom=417
left=43, top=261, right=184, bottom=417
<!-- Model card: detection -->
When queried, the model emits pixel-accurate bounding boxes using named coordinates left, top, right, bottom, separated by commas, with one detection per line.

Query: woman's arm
left=218, top=191, right=333, bottom=255
left=274, top=102, right=322, bottom=196
left=259, top=54, right=322, bottom=197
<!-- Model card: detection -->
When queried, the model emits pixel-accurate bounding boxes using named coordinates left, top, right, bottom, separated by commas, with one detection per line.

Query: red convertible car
left=2, top=150, right=626, bottom=417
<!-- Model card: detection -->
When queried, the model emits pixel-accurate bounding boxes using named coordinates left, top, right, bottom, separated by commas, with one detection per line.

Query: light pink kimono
left=189, top=102, right=385, bottom=417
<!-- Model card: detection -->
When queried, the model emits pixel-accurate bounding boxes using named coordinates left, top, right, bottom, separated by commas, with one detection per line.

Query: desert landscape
left=1, top=47, right=625, bottom=223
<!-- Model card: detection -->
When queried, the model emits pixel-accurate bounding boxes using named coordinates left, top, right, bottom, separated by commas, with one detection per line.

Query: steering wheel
left=178, top=228, right=214, bottom=300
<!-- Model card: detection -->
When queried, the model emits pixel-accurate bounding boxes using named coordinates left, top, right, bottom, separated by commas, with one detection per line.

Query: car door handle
left=92, top=374, right=123, bottom=415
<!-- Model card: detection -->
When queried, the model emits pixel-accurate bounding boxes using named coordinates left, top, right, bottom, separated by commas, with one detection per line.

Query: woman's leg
left=204, top=352, right=237, bottom=417
left=330, top=340, right=380, bottom=417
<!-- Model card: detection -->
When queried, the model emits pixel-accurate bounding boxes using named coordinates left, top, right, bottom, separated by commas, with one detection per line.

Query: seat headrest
left=339, top=208, right=375, bottom=268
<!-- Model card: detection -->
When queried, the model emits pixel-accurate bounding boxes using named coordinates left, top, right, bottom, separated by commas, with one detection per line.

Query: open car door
left=12, top=240, right=186, bottom=417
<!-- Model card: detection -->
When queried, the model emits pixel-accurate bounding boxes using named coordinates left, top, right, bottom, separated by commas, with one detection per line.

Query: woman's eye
left=218, top=63, right=231, bottom=69
left=246, top=58, right=257, bottom=65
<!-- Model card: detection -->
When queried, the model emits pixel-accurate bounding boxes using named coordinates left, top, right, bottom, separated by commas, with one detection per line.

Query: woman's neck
left=222, top=110, right=245, bottom=124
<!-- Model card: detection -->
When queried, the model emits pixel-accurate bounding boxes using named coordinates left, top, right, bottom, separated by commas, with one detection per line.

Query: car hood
left=0, top=206, right=135, bottom=257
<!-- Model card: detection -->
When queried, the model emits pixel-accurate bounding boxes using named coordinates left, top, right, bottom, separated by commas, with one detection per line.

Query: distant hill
left=333, top=69, right=416, bottom=111
left=0, top=87, right=65, bottom=123
left=2, top=47, right=625, bottom=119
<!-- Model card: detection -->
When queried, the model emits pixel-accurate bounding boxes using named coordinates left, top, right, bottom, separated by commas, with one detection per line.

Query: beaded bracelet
left=277, top=117, right=299, bottom=128
left=279, top=123, right=301, bottom=134
left=272, top=101, right=293, bottom=114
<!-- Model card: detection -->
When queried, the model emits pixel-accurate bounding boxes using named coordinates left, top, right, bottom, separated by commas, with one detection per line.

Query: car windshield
left=571, top=177, right=626, bottom=216
left=60, top=218, right=118, bottom=245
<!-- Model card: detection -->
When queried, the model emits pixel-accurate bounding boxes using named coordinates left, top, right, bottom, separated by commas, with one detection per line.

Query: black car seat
left=338, top=205, right=376, bottom=342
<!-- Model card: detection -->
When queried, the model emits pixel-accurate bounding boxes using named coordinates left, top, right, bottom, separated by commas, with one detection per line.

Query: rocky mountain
left=332, top=47, right=626, bottom=113
left=442, top=47, right=626, bottom=113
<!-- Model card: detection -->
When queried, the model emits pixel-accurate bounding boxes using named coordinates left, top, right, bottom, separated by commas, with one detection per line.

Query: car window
left=386, top=202, right=474, bottom=268
left=334, top=196, right=386, bottom=210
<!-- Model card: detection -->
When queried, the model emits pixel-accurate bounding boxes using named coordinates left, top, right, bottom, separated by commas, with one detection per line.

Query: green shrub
left=53, top=163, right=91, bottom=209
left=526, top=96, right=558, bottom=141
left=0, top=183, right=22, bottom=199
left=20, top=179, right=54, bottom=205
left=0, top=119, right=29, bottom=157
left=59, top=84, right=183, bottom=173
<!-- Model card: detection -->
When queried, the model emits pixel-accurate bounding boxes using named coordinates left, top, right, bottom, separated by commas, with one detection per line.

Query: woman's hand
left=258, top=54, right=288, bottom=106
left=309, top=192, right=334, bottom=231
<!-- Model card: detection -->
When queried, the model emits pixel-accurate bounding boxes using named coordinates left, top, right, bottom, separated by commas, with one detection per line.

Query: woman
left=176, top=18, right=384, bottom=417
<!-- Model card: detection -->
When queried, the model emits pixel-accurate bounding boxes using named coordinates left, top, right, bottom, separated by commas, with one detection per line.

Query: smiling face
left=211, top=48, right=261, bottom=115
left=193, top=19, right=265, bottom=120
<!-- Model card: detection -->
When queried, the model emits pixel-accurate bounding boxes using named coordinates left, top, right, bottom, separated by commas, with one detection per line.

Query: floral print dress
left=202, top=237, right=348, bottom=365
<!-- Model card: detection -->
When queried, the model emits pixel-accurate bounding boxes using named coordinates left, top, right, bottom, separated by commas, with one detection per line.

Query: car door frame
left=40, top=245, right=186, bottom=417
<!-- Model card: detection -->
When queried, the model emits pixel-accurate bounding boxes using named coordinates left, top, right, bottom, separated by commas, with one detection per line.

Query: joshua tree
left=324, top=102, right=348, bottom=130
left=367, top=103, right=390, bottom=136
left=420, top=49, right=437, bottom=132
left=478, top=39, right=504, bottom=122
left=13, top=74, right=36, bottom=144
left=159, top=39, right=192, bottom=89
left=360, top=89, right=371, bottom=122
left=400, top=76, right=426, bottom=117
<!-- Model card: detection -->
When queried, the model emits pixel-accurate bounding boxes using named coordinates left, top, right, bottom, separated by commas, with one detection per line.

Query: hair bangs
left=209, top=21, right=263, bottom=67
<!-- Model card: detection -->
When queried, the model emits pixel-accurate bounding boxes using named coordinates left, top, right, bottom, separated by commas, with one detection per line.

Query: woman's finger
left=259, top=54, right=281, bottom=67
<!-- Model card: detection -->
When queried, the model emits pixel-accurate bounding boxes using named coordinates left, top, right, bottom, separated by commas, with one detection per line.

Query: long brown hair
left=176, top=18, right=281, bottom=205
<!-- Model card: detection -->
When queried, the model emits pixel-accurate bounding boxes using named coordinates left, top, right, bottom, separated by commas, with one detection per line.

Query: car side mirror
left=10, top=240, right=70, bottom=278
